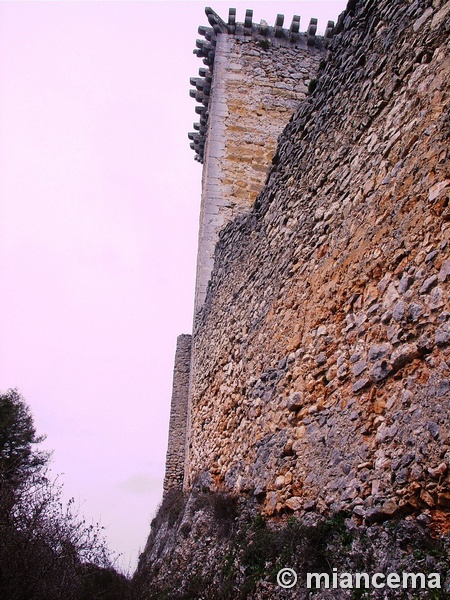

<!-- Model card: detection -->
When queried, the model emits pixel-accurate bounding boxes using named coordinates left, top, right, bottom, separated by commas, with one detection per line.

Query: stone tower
left=189, top=7, right=333, bottom=312
left=163, top=7, right=333, bottom=494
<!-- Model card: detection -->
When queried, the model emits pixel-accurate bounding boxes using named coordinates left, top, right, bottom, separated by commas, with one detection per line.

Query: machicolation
left=188, top=7, right=334, bottom=163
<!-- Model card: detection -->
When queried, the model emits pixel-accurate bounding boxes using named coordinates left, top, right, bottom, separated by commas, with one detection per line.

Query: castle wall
left=163, top=334, right=192, bottom=494
left=192, top=21, right=327, bottom=310
left=186, top=0, right=450, bottom=522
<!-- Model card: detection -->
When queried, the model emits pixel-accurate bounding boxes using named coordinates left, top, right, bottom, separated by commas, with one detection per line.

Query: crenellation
left=188, top=8, right=334, bottom=165
left=289, top=15, right=300, bottom=42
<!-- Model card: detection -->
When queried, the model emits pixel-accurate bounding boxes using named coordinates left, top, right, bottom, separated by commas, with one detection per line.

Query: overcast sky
left=0, top=0, right=347, bottom=571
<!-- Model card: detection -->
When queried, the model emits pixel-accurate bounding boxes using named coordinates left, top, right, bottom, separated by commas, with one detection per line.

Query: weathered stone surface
left=428, top=462, right=448, bottom=478
left=438, top=259, right=450, bottom=282
left=365, top=500, right=399, bottom=524
left=352, top=360, right=367, bottom=376
left=438, top=491, right=450, bottom=507
left=286, top=392, right=303, bottom=411
left=420, top=275, right=438, bottom=294
left=284, top=496, right=303, bottom=511
left=136, top=486, right=450, bottom=599
left=352, top=378, right=370, bottom=393
left=368, top=343, right=391, bottom=361
left=145, top=8, right=450, bottom=582
left=392, top=301, right=406, bottom=322
left=369, top=360, right=391, bottom=383
left=390, top=344, right=420, bottom=371
left=192, top=24, right=325, bottom=310
left=436, top=326, right=450, bottom=346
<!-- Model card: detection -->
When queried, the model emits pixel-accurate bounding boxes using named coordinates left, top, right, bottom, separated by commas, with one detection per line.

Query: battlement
left=188, top=7, right=334, bottom=163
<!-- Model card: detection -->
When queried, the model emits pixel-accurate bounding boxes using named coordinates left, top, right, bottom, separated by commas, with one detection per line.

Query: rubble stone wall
left=186, top=0, right=450, bottom=526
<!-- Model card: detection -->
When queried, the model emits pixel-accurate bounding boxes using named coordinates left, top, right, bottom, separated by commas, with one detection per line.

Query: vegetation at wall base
left=133, top=487, right=450, bottom=599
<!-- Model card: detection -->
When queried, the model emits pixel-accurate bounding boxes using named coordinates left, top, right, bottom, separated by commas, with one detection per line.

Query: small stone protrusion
left=196, top=40, right=215, bottom=55
left=228, top=8, right=236, bottom=34
left=324, top=20, right=335, bottom=47
left=202, top=51, right=215, bottom=67
left=205, top=7, right=228, bottom=32
left=244, top=9, right=253, bottom=35
left=289, top=15, right=300, bottom=42
left=275, top=13, right=284, bottom=38
left=205, top=28, right=215, bottom=42
left=307, top=17, right=318, bottom=46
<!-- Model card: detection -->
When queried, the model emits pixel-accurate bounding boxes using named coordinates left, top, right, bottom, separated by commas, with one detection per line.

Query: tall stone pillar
left=163, top=334, right=192, bottom=494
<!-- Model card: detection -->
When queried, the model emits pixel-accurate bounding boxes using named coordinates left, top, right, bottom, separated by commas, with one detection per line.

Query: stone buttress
left=163, top=334, right=192, bottom=494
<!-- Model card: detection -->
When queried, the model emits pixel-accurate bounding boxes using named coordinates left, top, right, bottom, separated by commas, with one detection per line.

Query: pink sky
left=0, top=1, right=346, bottom=571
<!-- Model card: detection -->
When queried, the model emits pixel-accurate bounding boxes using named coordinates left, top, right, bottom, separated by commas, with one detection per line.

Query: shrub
left=151, top=488, right=186, bottom=533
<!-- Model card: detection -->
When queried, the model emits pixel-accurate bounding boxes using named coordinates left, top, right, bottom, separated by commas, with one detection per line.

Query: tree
left=0, top=389, right=130, bottom=600
left=0, top=471, right=114, bottom=600
left=0, top=389, right=49, bottom=485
